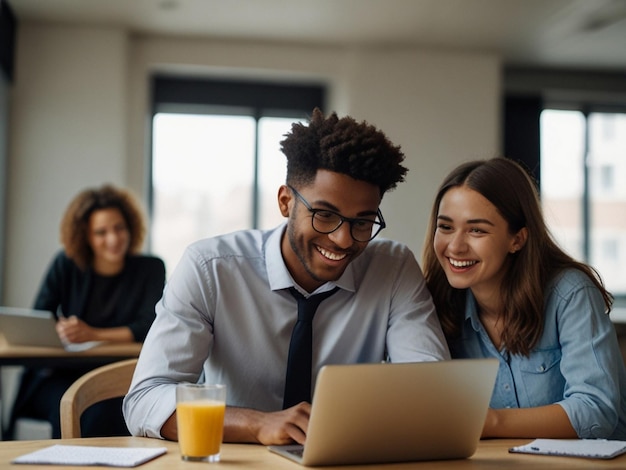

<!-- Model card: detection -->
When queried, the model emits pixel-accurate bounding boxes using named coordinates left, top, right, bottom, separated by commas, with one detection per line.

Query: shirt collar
left=464, top=289, right=483, bottom=332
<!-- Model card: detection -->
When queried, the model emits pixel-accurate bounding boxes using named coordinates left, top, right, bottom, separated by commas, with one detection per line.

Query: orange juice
left=177, top=399, right=225, bottom=458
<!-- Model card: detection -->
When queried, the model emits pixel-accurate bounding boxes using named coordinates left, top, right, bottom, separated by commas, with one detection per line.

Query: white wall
left=4, top=23, right=501, bottom=306
left=5, top=23, right=128, bottom=306
left=341, top=48, right=500, bottom=250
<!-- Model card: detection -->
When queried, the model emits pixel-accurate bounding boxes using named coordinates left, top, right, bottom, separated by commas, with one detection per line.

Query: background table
left=1, top=437, right=625, bottom=469
left=0, top=335, right=142, bottom=439
left=0, top=335, right=142, bottom=368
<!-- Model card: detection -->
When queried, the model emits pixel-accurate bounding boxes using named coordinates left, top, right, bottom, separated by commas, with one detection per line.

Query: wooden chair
left=59, top=358, right=137, bottom=438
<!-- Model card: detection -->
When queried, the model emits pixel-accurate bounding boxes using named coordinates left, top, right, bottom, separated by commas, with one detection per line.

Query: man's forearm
left=159, top=407, right=262, bottom=443
left=160, top=412, right=178, bottom=441
left=222, top=407, right=264, bottom=443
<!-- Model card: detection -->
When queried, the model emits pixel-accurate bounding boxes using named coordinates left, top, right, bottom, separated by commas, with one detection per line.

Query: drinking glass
left=176, top=383, right=226, bottom=462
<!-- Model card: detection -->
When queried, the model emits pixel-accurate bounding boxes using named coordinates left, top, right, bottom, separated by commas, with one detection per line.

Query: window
left=540, top=108, right=626, bottom=297
left=150, top=77, right=325, bottom=273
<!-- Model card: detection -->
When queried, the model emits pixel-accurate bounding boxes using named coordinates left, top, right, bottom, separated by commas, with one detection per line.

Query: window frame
left=504, top=67, right=626, bottom=307
left=540, top=102, right=626, bottom=266
left=149, top=75, right=326, bottom=230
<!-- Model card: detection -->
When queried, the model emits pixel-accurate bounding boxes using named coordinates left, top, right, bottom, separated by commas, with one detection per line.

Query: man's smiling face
left=279, top=169, right=381, bottom=293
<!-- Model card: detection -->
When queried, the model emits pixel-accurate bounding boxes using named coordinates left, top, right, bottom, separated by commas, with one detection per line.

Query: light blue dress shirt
left=449, top=268, right=626, bottom=440
left=123, top=224, right=450, bottom=438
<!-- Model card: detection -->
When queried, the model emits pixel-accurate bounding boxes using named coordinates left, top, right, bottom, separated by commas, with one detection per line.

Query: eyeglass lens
left=311, top=211, right=380, bottom=242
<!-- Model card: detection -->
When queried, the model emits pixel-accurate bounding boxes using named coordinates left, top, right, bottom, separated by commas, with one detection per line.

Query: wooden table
left=0, top=336, right=143, bottom=439
left=0, top=335, right=142, bottom=367
left=1, top=437, right=625, bottom=469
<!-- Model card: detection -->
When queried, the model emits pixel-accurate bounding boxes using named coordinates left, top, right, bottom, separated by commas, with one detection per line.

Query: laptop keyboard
left=286, top=447, right=305, bottom=458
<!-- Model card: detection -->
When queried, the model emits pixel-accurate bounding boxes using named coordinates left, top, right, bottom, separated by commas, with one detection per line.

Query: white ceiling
left=8, top=0, right=626, bottom=70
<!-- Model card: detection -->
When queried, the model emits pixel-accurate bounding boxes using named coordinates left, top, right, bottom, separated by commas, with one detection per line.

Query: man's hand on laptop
left=222, top=402, right=311, bottom=445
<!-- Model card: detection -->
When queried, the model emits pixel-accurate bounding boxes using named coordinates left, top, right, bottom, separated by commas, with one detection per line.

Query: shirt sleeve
left=384, top=246, right=451, bottom=362
left=32, top=251, right=66, bottom=314
left=554, top=272, right=625, bottom=439
left=123, top=245, right=214, bottom=438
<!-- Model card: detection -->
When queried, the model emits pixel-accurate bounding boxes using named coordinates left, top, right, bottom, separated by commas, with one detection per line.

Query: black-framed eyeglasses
left=288, top=185, right=386, bottom=242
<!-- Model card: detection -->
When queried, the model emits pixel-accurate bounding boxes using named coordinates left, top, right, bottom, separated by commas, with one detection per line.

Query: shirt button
left=537, top=365, right=546, bottom=372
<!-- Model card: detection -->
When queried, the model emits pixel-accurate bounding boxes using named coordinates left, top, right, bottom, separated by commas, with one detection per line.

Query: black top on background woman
left=9, top=184, right=165, bottom=439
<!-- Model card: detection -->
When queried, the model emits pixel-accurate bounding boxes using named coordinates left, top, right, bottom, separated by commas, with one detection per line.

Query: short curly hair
left=281, top=108, right=408, bottom=196
left=60, top=184, right=146, bottom=270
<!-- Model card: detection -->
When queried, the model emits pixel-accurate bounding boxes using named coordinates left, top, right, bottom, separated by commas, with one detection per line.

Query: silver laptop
left=0, top=306, right=101, bottom=351
left=269, top=358, right=498, bottom=466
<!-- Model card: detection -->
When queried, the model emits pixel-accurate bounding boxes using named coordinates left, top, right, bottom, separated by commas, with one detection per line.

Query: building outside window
left=540, top=109, right=626, bottom=299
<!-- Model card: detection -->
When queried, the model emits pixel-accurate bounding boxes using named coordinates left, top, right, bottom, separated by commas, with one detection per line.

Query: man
left=123, top=108, right=449, bottom=445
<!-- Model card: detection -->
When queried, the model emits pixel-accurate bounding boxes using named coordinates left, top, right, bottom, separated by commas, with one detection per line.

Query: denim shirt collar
left=464, top=289, right=482, bottom=332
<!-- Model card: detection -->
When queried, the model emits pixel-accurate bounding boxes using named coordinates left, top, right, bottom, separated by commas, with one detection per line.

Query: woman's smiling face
left=433, top=185, right=526, bottom=301
left=88, top=207, right=130, bottom=272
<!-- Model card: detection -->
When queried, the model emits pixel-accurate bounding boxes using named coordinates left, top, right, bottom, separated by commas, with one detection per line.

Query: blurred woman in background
left=9, top=184, right=165, bottom=439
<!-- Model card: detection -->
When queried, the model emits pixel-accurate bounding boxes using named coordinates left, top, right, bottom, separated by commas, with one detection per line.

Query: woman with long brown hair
left=422, top=157, right=626, bottom=440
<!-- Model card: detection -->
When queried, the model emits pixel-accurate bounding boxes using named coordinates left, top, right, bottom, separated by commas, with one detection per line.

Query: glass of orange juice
left=176, top=383, right=226, bottom=462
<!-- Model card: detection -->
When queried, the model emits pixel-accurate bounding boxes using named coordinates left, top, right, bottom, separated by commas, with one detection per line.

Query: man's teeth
left=449, top=258, right=477, bottom=268
left=318, top=247, right=347, bottom=261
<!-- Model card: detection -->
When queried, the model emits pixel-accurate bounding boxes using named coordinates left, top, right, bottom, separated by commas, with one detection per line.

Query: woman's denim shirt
left=449, top=268, right=626, bottom=440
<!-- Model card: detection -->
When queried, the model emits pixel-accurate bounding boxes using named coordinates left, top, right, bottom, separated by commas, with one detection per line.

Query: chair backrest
left=60, top=358, right=137, bottom=438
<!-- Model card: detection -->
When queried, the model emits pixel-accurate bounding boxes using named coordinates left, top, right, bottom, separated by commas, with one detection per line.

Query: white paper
left=509, top=438, right=626, bottom=460
left=63, top=341, right=104, bottom=352
left=12, top=445, right=167, bottom=467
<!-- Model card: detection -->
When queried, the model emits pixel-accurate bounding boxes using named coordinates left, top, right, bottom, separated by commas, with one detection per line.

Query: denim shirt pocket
left=517, top=348, right=565, bottom=407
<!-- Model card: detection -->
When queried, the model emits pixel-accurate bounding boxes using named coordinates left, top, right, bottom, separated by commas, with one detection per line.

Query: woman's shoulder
left=49, top=250, right=79, bottom=270
left=126, top=254, right=165, bottom=269
left=550, top=267, right=595, bottom=287
left=548, top=267, right=600, bottom=299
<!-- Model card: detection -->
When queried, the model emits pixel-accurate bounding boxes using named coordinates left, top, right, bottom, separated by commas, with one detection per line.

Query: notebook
left=268, top=358, right=498, bottom=466
left=0, top=306, right=102, bottom=351
left=12, top=445, right=168, bottom=467
left=509, top=439, right=626, bottom=460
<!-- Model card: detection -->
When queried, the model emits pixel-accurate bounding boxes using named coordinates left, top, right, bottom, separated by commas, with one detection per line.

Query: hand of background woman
left=56, top=315, right=94, bottom=343
left=56, top=315, right=135, bottom=343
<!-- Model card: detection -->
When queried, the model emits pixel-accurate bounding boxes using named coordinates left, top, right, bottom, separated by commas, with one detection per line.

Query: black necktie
left=283, top=286, right=340, bottom=409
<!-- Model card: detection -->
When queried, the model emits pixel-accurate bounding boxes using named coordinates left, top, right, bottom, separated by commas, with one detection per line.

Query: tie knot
left=289, top=287, right=339, bottom=322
